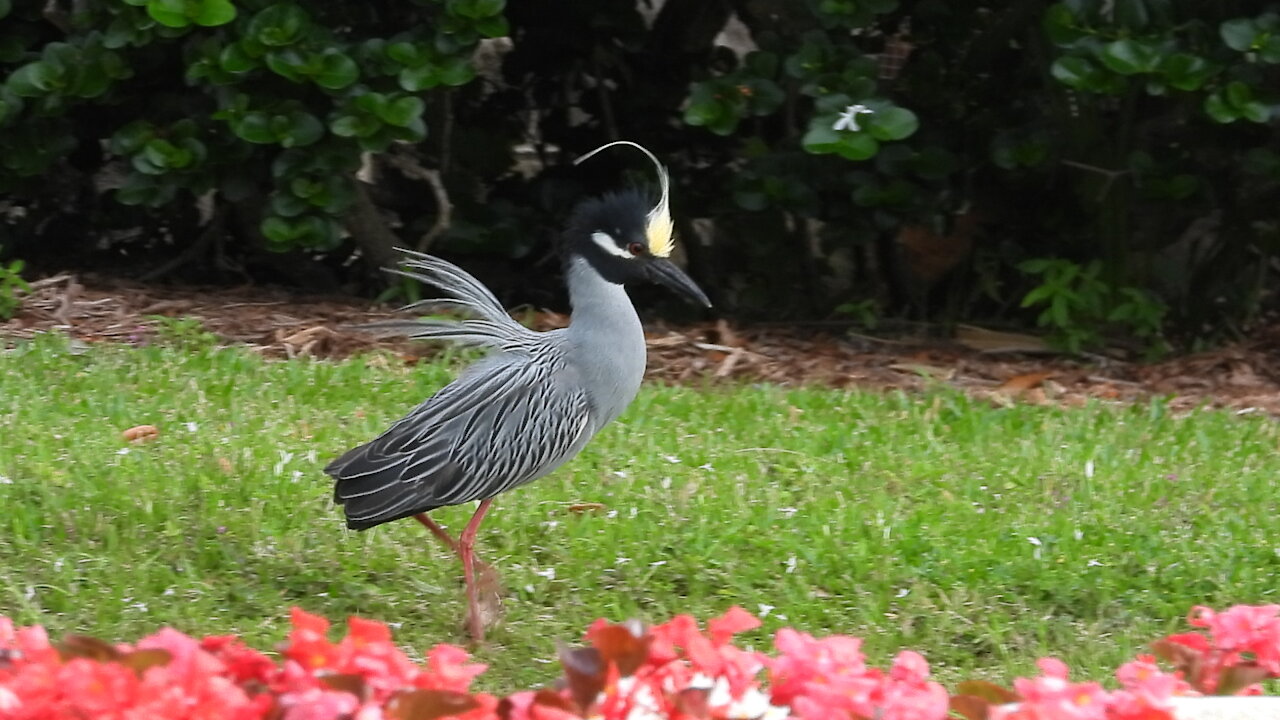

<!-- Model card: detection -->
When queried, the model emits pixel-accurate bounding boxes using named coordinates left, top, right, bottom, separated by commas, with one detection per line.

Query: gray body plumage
left=325, top=251, right=646, bottom=530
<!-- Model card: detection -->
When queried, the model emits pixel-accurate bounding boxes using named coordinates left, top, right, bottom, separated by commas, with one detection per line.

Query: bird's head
left=564, top=141, right=711, bottom=308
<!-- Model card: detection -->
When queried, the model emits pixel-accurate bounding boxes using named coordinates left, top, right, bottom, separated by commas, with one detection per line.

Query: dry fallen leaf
left=216, top=457, right=234, bottom=474
left=997, top=371, right=1054, bottom=394
left=122, top=425, right=159, bottom=444
left=567, top=502, right=607, bottom=514
left=889, top=362, right=954, bottom=380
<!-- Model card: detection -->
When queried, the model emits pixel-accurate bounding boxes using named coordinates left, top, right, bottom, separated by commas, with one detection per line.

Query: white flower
left=833, top=103, right=873, bottom=132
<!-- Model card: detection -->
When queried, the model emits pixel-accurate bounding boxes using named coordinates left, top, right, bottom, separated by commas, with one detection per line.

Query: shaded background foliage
left=0, top=0, right=1278, bottom=353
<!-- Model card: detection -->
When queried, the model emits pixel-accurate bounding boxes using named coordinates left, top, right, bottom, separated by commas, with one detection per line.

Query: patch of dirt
left=5, top=273, right=1280, bottom=415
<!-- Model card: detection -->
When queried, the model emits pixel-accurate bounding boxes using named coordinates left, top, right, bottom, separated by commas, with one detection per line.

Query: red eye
left=627, top=242, right=645, bottom=256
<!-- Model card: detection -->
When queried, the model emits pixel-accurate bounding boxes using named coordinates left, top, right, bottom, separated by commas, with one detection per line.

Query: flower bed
left=1, top=603, right=1277, bottom=719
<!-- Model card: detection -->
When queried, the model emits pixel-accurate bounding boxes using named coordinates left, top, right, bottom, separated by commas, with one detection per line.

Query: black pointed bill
left=648, top=258, right=711, bottom=308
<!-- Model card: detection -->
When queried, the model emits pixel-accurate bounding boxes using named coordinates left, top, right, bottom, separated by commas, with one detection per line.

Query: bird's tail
left=358, top=250, right=533, bottom=349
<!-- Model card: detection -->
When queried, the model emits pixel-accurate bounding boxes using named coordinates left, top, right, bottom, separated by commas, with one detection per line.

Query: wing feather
left=326, top=352, right=594, bottom=530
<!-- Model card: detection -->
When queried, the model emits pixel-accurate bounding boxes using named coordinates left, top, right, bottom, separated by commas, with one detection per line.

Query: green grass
left=1, top=332, right=1278, bottom=694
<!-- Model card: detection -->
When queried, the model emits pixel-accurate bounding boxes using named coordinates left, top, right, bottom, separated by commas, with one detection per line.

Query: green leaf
left=1159, top=53, right=1216, bottom=91
left=389, top=115, right=427, bottom=144
left=314, top=52, right=359, bottom=89
left=378, top=96, right=424, bottom=127
left=1240, top=100, right=1270, bottom=124
left=250, top=3, right=308, bottom=47
left=437, top=57, right=475, bottom=87
left=0, top=91, right=23, bottom=125
left=232, top=111, right=278, bottom=143
left=147, top=0, right=191, bottom=28
left=1262, top=35, right=1280, bottom=63
left=1203, top=90, right=1239, bottom=123
left=386, top=42, right=426, bottom=68
left=1225, top=80, right=1254, bottom=108
left=746, top=79, right=785, bottom=115
left=1098, top=38, right=1161, bottom=75
left=864, top=106, right=918, bottom=141
left=398, top=65, right=440, bottom=91
left=220, top=42, right=257, bottom=73
left=683, top=99, right=723, bottom=129
left=1043, top=3, right=1087, bottom=47
left=7, top=62, right=60, bottom=96
left=0, top=0, right=12, bottom=20
left=475, top=14, right=509, bottom=38
left=834, top=133, right=880, bottom=161
left=110, top=120, right=154, bottom=152
left=1220, top=18, right=1258, bottom=52
left=261, top=216, right=300, bottom=243
left=330, top=114, right=376, bottom=138
left=270, top=191, right=309, bottom=218
left=801, top=124, right=841, bottom=152
left=192, top=0, right=236, bottom=27
left=143, top=138, right=192, bottom=169
left=1051, top=56, right=1099, bottom=90
left=452, top=0, right=504, bottom=19
left=280, top=112, right=323, bottom=147
left=116, top=173, right=176, bottom=206
left=265, top=49, right=306, bottom=82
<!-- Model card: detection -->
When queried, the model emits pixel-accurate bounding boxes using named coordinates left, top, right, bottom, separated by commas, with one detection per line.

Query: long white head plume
left=574, top=140, right=674, bottom=258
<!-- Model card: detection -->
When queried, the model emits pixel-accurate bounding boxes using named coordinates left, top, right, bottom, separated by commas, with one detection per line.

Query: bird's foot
left=463, top=560, right=505, bottom=644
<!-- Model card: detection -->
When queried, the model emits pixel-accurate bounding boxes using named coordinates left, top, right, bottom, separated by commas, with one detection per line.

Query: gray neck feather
left=564, top=255, right=647, bottom=428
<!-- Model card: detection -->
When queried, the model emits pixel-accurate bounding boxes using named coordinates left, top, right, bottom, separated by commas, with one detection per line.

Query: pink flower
left=419, top=644, right=489, bottom=693
left=1190, top=604, right=1280, bottom=674
left=279, top=686, right=362, bottom=720
left=996, top=658, right=1109, bottom=720
left=880, top=651, right=949, bottom=720
left=769, top=628, right=867, bottom=707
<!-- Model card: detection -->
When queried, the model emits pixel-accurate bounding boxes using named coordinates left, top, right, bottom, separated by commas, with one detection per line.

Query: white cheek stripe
left=591, top=231, right=633, bottom=259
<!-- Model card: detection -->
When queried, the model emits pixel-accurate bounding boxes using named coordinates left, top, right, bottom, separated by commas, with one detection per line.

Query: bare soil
left=5, top=273, right=1280, bottom=415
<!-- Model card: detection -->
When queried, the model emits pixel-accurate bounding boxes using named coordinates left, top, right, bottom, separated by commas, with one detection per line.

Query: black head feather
left=559, top=189, right=653, bottom=284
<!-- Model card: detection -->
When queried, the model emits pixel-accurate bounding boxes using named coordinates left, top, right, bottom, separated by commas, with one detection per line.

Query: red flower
left=200, top=635, right=277, bottom=685
left=707, top=606, right=760, bottom=646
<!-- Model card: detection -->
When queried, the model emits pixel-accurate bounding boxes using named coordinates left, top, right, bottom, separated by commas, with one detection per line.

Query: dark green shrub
left=2, top=0, right=1277, bottom=352
left=0, top=0, right=501, bottom=273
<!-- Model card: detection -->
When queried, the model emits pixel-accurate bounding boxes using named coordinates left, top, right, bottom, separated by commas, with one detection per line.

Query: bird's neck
left=564, top=255, right=646, bottom=425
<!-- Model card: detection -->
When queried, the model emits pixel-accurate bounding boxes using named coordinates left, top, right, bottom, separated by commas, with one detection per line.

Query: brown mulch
left=4, top=273, right=1280, bottom=415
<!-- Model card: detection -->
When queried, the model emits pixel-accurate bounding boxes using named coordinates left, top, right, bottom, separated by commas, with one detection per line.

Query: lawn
left=1, top=331, right=1278, bottom=694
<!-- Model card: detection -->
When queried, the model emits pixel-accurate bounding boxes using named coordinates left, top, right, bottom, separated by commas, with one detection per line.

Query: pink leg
left=458, top=499, right=495, bottom=642
left=413, top=513, right=460, bottom=554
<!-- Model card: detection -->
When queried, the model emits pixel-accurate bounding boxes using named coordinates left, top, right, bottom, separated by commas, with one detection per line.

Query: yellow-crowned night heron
left=325, top=141, right=709, bottom=641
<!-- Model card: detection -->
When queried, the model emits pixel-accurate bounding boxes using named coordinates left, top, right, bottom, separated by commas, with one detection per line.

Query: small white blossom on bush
left=833, top=104, right=873, bottom=132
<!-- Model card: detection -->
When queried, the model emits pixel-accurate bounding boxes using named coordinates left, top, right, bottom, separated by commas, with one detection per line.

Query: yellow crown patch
left=575, top=140, right=675, bottom=258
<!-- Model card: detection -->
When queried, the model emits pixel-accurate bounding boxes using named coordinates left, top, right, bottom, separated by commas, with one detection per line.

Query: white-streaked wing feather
left=326, top=352, right=594, bottom=529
